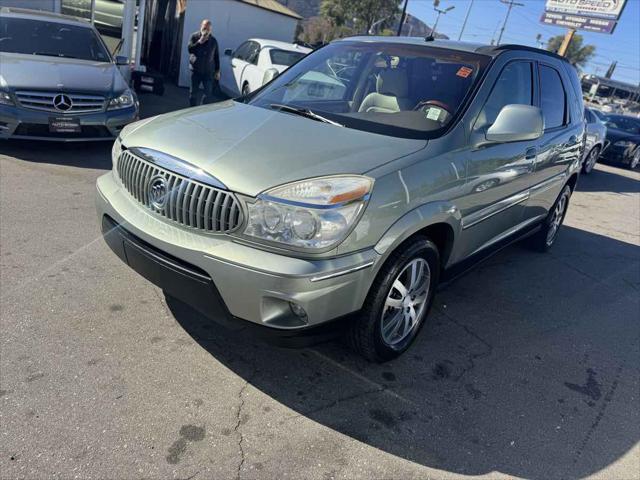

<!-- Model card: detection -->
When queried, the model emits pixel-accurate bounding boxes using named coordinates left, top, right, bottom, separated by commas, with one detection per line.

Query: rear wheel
left=349, top=236, right=440, bottom=362
left=527, top=185, right=572, bottom=252
left=582, top=146, right=600, bottom=174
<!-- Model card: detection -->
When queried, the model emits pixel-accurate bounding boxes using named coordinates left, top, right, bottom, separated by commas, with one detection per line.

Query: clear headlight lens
left=107, top=89, right=135, bottom=110
left=244, top=176, right=373, bottom=250
left=0, top=91, right=14, bottom=106
left=614, top=140, right=635, bottom=148
left=111, top=136, right=122, bottom=168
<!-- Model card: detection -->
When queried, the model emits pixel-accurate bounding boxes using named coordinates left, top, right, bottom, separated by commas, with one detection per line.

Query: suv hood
left=0, top=52, right=126, bottom=93
left=121, top=101, right=427, bottom=196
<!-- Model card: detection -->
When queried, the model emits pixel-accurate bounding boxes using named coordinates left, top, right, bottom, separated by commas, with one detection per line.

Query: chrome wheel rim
left=381, top=258, right=431, bottom=347
left=631, top=150, right=640, bottom=169
left=546, top=194, right=567, bottom=246
left=586, top=148, right=598, bottom=172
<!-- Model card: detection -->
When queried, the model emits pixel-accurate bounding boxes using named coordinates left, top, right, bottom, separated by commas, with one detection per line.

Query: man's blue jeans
left=190, top=72, right=214, bottom=106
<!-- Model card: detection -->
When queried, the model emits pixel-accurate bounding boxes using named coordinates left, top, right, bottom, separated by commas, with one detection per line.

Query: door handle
left=525, top=147, right=537, bottom=159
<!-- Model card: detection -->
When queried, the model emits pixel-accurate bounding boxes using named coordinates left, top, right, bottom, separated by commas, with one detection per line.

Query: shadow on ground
left=166, top=164, right=639, bottom=479
left=167, top=224, right=639, bottom=479
left=576, top=163, right=639, bottom=194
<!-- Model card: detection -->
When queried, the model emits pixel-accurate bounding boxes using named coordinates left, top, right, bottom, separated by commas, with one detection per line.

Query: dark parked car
left=0, top=7, right=138, bottom=142
left=581, top=107, right=607, bottom=174
left=600, top=114, right=640, bottom=170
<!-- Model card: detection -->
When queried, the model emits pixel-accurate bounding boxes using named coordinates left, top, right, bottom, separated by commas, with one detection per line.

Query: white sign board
left=544, top=0, right=627, bottom=20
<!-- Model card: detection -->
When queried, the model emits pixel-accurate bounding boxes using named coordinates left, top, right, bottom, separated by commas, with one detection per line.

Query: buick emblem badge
left=148, top=175, right=168, bottom=210
left=53, top=94, right=73, bottom=112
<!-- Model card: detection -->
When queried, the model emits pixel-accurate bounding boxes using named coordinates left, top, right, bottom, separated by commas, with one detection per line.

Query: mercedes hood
left=120, top=101, right=427, bottom=197
left=0, top=52, right=127, bottom=94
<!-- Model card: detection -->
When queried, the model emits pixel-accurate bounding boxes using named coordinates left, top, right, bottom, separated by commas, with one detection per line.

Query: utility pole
left=432, top=3, right=455, bottom=39
left=458, top=0, right=474, bottom=41
left=397, top=0, right=409, bottom=36
left=496, top=0, right=524, bottom=46
left=557, top=28, right=576, bottom=56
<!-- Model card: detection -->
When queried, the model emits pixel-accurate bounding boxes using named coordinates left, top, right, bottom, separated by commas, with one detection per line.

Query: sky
left=405, top=0, right=640, bottom=85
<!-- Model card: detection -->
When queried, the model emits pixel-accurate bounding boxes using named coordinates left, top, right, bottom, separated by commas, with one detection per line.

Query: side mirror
left=262, top=68, right=279, bottom=86
left=224, top=48, right=233, bottom=56
left=486, top=104, right=544, bottom=143
left=115, top=55, right=129, bottom=66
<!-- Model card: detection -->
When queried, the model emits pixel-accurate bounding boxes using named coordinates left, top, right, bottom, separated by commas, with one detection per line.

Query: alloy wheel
left=585, top=148, right=599, bottom=173
left=380, top=258, right=431, bottom=347
left=631, top=150, right=640, bottom=169
left=546, top=193, right=568, bottom=246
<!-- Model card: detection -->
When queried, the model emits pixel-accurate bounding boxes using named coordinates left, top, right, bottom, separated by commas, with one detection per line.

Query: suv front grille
left=15, top=91, right=105, bottom=114
left=116, top=150, right=243, bottom=233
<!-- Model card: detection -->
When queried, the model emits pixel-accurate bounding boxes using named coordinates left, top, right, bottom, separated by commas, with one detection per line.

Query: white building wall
left=179, top=0, right=298, bottom=88
left=0, top=0, right=58, bottom=11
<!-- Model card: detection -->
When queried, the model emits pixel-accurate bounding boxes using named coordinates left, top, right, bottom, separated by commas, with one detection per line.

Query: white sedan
left=220, top=39, right=311, bottom=97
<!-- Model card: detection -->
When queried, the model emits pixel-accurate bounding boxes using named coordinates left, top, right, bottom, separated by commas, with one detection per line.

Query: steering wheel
left=414, top=99, right=453, bottom=115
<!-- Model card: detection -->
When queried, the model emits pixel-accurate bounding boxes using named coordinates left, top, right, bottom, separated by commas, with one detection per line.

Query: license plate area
left=49, top=116, right=81, bottom=133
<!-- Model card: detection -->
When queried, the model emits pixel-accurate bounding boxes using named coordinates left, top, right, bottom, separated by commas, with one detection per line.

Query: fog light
left=289, top=302, right=307, bottom=318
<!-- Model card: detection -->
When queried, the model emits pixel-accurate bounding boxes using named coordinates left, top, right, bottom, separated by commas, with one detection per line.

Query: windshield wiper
left=32, top=51, right=79, bottom=59
left=270, top=103, right=344, bottom=127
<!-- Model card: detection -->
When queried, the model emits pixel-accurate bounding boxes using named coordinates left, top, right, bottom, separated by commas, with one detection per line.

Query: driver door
left=459, top=60, right=539, bottom=257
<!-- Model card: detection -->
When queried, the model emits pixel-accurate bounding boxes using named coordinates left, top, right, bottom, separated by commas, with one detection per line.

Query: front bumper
left=96, top=171, right=379, bottom=336
left=0, top=103, right=138, bottom=142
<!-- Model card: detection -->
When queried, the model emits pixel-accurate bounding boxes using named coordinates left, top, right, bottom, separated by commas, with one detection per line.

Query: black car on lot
left=600, top=114, right=640, bottom=170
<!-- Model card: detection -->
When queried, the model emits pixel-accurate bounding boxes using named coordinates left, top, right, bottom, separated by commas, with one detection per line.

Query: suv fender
left=373, top=201, right=462, bottom=268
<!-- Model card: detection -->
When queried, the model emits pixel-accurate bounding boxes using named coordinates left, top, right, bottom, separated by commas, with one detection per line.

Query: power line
left=496, top=0, right=525, bottom=45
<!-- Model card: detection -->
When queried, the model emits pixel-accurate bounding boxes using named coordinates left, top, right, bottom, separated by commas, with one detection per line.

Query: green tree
left=320, top=0, right=402, bottom=34
left=546, top=33, right=596, bottom=69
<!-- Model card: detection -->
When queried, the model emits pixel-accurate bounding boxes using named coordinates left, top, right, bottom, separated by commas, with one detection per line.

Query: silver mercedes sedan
left=0, top=7, right=138, bottom=142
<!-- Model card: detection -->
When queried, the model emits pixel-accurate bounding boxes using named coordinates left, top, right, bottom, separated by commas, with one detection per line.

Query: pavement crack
left=234, top=380, right=249, bottom=480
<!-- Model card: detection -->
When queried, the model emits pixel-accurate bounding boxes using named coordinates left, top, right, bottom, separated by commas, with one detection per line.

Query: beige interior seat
left=358, top=69, right=413, bottom=114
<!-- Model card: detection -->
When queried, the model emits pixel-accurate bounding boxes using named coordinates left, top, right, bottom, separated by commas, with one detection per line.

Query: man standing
left=187, top=19, right=220, bottom=106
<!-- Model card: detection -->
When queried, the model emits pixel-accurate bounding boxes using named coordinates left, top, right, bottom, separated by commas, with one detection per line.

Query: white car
left=221, top=39, right=311, bottom=97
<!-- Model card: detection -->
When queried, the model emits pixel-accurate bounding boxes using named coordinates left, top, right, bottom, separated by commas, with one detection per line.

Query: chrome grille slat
left=15, top=90, right=105, bottom=114
left=114, top=150, right=243, bottom=234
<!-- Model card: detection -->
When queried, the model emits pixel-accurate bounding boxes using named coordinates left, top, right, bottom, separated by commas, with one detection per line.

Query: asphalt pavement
left=1, top=95, right=639, bottom=479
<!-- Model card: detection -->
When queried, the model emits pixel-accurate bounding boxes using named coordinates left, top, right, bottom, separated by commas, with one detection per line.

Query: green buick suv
left=97, top=37, right=585, bottom=362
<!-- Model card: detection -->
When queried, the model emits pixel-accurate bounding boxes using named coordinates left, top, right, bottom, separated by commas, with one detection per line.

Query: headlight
left=0, top=91, right=14, bottom=106
left=111, top=136, right=122, bottom=168
left=107, top=89, right=135, bottom=110
left=244, top=176, right=373, bottom=250
left=614, top=140, right=635, bottom=148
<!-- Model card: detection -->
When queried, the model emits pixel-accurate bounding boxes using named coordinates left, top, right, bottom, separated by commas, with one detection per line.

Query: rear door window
left=539, top=65, right=567, bottom=130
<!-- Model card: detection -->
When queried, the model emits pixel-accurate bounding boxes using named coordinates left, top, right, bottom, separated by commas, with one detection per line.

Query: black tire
left=348, top=236, right=440, bottom=362
left=527, top=184, right=572, bottom=252
left=582, top=145, right=600, bottom=174
left=628, top=149, right=640, bottom=170
left=242, top=82, right=251, bottom=96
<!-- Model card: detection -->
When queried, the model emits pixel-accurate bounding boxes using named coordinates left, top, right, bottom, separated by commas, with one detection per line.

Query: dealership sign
left=542, top=0, right=627, bottom=34
left=540, top=11, right=617, bottom=33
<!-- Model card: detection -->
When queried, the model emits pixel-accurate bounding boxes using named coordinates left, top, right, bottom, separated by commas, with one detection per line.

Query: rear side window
left=475, top=61, right=533, bottom=130
left=539, top=65, right=567, bottom=129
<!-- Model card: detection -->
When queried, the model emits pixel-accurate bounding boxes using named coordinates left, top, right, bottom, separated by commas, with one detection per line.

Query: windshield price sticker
left=456, top=66, right=473, bottom=78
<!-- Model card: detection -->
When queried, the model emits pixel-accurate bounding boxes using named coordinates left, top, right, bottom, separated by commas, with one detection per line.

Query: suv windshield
left=0, top=17, right=111, bottom=62
left=269, top=49, right=306, bottom=67
left=250, top=41, right=489, bottom=139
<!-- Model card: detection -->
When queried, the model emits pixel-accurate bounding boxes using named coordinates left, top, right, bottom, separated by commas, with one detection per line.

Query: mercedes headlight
left=0, top=91, right=14, bottom=106
left=244, top=176, right=373, bottom=250
left=107, top=89, right=135, bottom=110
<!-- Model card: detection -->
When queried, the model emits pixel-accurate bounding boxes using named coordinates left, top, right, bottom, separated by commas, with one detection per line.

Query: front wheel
left=527, top=185, right=572, bottom=252
left=348, top=236, right=440, bottom=362
left=629, top=149, right=640, bottom=170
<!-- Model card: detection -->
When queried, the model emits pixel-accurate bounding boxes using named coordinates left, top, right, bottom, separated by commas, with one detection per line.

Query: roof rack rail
left=476, top=44, right=570, bottom=63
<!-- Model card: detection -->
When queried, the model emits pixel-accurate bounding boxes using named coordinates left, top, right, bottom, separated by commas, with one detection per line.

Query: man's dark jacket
left=188, top=31, right=220, bottom=77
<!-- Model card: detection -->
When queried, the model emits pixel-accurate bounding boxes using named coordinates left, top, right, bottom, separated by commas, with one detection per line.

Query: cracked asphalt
left=1, top=109, right=639, bottom=479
